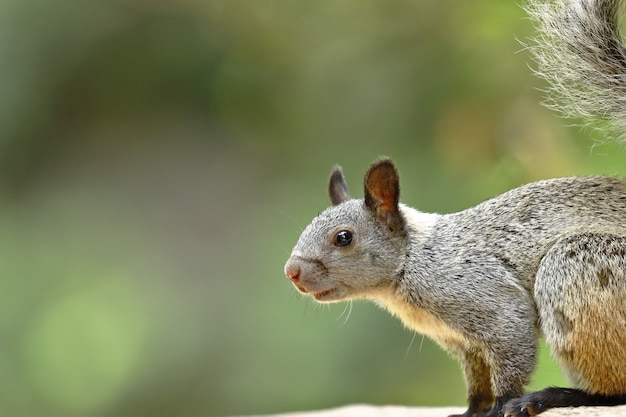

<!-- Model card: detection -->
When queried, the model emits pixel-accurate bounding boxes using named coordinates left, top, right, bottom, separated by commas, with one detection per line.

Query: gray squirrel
left=283, top=0, right=626, bottom=416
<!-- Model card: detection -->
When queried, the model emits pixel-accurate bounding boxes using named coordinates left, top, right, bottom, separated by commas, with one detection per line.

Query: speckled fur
left=285, top=168, right=626, bottom=416
left=285, top=0, right=626, bottom=415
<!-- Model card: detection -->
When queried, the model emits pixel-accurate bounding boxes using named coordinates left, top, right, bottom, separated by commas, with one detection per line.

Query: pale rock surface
left=234, top=404, right=626, bottom=417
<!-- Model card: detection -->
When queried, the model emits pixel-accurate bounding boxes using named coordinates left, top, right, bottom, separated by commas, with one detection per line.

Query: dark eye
left=334, top=230, right=353, bottom=247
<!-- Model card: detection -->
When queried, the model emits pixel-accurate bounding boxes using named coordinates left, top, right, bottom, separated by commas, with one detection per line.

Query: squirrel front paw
left=448, top=395, right=514, bottom=417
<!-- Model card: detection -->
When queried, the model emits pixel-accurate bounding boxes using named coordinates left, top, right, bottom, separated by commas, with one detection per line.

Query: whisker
left=300, top=296, right=310, bottom=322
left=336, top=300, right=353, bottom=327
left=418, top=333, right=426, bottom=353
left=276, top=208, right=305, bottom=233
left=405, top=332, right=417, bottom=359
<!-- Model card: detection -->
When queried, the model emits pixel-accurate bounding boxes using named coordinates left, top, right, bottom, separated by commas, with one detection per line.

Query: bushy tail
left=525, top=0, right=626, bottom=139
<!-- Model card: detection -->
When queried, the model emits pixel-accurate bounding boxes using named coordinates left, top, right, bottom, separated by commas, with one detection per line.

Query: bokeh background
left=2, top=0, right=624, bottom=416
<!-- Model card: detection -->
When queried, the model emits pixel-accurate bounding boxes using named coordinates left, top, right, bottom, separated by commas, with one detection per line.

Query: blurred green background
left=1, top=0, right=623, bottom=416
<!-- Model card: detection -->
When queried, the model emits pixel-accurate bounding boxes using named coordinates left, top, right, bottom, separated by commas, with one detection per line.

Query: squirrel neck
left=368, top=205, right=468, bottom=347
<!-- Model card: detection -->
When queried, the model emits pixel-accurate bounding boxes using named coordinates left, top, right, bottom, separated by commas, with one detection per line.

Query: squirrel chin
left=312, top=288, right=340, bottom=302
left=292, top=282, right=345, bottom=302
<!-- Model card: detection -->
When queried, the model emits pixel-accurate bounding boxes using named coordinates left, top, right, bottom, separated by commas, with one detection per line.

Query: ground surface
left=234, top=404, right=626, bottom=417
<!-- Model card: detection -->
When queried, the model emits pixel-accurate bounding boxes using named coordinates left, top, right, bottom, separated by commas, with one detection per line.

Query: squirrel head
left=284, top=158, right=408, bottom=303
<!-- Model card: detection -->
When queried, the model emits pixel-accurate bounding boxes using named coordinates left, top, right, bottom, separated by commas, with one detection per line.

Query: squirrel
left=284, top=0, right=626, bottom=417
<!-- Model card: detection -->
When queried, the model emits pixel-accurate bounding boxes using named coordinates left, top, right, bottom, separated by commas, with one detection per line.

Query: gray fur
left=329, top=166, right=351, bottom=206
left=525, top=0, right=626, bottom=138
left=284, top=0, right=626, bottom=415
left=285, top=169, right=626, bottom=415
left=536, top=232, right=626, bottom=394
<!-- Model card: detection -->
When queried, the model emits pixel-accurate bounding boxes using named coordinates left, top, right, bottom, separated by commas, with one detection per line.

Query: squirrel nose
left=284, top=259, right=301, bottom=282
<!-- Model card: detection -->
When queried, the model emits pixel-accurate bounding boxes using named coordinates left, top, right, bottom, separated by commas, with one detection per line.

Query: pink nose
left=284, top=259, right=301, bottom=282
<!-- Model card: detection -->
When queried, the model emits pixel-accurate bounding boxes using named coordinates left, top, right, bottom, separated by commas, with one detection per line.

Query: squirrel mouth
left=313, top=288, right=337, bottom=301
left=292, top=283, right=338, bottom=301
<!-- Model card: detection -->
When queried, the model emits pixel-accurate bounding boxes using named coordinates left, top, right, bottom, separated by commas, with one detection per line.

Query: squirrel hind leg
left=535, top=232, right=626, bottom=395
left=502, top=388, right=626, bottom=417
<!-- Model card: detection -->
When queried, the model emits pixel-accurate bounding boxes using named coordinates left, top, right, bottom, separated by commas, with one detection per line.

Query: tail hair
left=525, top=0, right=626, bottom=140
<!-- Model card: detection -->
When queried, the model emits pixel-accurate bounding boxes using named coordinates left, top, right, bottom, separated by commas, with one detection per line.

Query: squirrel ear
left=364, top=158, right=404, bottom=232
left=329, top=165, right=351, bottom=205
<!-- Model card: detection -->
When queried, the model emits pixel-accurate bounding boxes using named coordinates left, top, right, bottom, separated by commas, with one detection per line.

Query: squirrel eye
left=334, top=230, right=353, bottom=247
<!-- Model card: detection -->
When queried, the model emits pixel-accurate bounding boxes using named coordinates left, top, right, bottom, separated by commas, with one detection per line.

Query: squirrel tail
left=525, top=0, right=626, bottom=139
